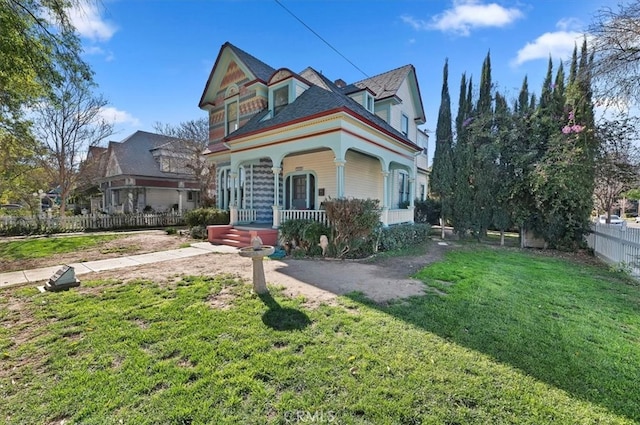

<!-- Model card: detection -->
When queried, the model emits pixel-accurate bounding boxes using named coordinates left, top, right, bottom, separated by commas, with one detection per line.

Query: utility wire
left=273, top=0, right=370, bottom=79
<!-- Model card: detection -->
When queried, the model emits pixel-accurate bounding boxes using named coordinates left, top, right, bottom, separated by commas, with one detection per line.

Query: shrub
left=373, top=223, right=431, bottom=252
left=414, top=198, right=441, bottom=225
left=165, top=227, right=177, bottom=235
left=279, top=219, right=331, bottom=255
left=189, top=225, right=207, bottom=240
left=183, top=208, right=229, bottom=227
left=324, top=198, right=380, bottom=258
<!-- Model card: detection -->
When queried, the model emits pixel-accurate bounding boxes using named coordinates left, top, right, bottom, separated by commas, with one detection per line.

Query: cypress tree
left=452, top=74, right=474, bottom=236
left=430, top=59, right=454, bottom=239
left=470, top=52, right=496, bottom=239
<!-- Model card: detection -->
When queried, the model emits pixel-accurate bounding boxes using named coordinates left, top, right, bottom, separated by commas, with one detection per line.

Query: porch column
left=177, top=190, right=183, bottom=213
left=381, top=171, right=390, bottom=227
left=334, top=159, right=346, bottom=198
left=110, top=190, right=116, bottom=214
left=408, top=176, right=415, bottom=224
left=409, top=177, right=415, bottom=208
left=272, top=166, right=281, bottom=229
left=272, top=167, right=281, bottom=207
left=229, top=171, right=237, bottom=206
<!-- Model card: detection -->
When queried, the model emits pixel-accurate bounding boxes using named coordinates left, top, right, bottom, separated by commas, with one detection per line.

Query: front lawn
left=0, top=234, right=121, bottom=262
left=1, top=247, right=638, bottom=424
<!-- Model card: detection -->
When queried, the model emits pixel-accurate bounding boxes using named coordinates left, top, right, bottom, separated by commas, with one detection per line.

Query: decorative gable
left=200, top=44, right=272, bottom=144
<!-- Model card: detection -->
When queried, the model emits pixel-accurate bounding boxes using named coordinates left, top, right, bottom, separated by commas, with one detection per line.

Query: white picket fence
left=0, top=212, right=185, bottom=234
left=586, top=223, right=640, bottom=276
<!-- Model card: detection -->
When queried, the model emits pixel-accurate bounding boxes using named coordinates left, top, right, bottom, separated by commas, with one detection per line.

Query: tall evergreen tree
left=493, top=91, right=514, bottom=245
left=452, top=74, right=474, bottom=236
left=430, top=59, right=454, bottom=239
left=469, top=52, right=496, bottom=239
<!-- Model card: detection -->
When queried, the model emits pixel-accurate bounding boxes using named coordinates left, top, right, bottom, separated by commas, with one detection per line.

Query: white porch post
left=229, top=171, right=238, bottom=225
left=408, top=176, right=415, bottom=223
left=229, top=171, right=237, bottom=206
left=334, top=159, right=346, bottom=198
left=178, top=191, right=183, bottom=213
left=381, top=171, right=390, bottom=227
left=272, top=166, right=281, bottom=229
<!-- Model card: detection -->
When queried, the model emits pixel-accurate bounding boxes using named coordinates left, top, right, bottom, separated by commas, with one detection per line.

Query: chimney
left=334, top=78, right=347, bottom=88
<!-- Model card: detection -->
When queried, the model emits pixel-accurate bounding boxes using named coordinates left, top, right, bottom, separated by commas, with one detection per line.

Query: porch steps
left=207, top=225, right=279, bottom=248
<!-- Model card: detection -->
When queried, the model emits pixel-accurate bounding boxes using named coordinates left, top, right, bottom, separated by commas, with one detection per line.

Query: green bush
left=414, top=198, right=441, bottom=225
left=165, top=227, right=177, bottom=235
left=183, top=208, right=229, bottom=227
left=373, top=223, right=431, bottom=252
left=190, top=225, right=207, bottom=240
left=324, top=198, right=380, bottom=258
left=279, top=219, right=331, bottom=255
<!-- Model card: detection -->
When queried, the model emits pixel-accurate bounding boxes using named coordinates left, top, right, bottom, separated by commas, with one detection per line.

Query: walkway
left=0, top=242, right=238, bottom=290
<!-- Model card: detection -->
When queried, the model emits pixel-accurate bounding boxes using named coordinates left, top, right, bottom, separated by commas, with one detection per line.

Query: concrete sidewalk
left=0, top=242, right=238, bottom=290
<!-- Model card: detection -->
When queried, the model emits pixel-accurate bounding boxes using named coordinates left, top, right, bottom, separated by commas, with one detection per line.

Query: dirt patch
left=73, top=241, right=453, bottom=307
left=0, top=230, right=191, bottom=273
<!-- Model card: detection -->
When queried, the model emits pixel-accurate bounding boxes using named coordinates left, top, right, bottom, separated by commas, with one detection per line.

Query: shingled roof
left=225, top=43, right=275, bottom=83
left=105, top=131, right=196, bottom=179
left=225, top=67, right=420, bottom=150
left=353, top=65, right=414, bottom=100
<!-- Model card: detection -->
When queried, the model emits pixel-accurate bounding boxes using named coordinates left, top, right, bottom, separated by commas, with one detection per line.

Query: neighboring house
left=199, top=42, right=429, bottom=229
left=96, top=131, right=201, bottom=213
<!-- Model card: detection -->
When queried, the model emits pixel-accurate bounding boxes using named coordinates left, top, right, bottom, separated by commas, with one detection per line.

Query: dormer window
left=273, top=86, right=289, bottom=115
left=365, top=93, right=374, bottom=113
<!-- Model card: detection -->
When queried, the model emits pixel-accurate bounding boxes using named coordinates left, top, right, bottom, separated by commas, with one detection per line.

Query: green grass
left=0, top=247, right=639, bottom=424
left=0, top=235, right=121, bottom=261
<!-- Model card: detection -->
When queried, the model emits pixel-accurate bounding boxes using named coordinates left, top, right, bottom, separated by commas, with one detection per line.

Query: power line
left=273, top=0, right=370, bottom=79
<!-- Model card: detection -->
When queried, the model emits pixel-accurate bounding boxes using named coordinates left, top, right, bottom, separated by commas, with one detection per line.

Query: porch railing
left=279, top=209, right=329, bottom=226
left=385, top=208, right=414, bottom=225
left=237, top=209, right=257, bottom=223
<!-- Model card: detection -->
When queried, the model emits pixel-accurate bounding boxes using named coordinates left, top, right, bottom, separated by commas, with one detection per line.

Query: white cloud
left=67, top=2, right=117, bottom=42
left=512, top=19, right=586, bottom=66
left=98, top=107, right=140, bottom=126
left=402, top=0, right=524, bottom=36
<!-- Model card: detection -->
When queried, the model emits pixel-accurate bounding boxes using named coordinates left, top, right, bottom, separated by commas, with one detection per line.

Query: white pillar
left=334, top=159, right=346, bottom=198
left=381, top=171, right=390, bottom=209
left=381, top=170, right=390, bottom=227
left=272, top=167, right=281, bottom=207
left=230, top=205, right=238, bottom=225
left=272, top=205, right=280, bottom=229
left=229, top=171, right=237, bottom=206
left=178, top=191, right=183, bottom=213
left=409, top=177, right=415, bottom=208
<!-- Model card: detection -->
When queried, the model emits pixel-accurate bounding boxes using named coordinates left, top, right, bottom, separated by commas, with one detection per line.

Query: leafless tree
left=153, top=118, right=216, bottom=207
left=593, top=114, right=640, bottom=219
left=588, top=1, right=640, bottom=107
left=33, top=73, right=113, bottom=215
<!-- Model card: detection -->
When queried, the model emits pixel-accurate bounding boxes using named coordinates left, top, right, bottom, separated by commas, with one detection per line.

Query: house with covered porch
left=199, top=42, right=428, bottom=245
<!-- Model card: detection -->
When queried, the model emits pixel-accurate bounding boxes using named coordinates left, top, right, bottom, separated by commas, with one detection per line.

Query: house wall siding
left=251, top=158, right=278, bottom=223
left=208, top=60, right=268, bottom=143
left=344, top=150, right=382, bottom=201
left=389, top=80, right=419, bottom=142
left=282, top=150, right=336, bottom=203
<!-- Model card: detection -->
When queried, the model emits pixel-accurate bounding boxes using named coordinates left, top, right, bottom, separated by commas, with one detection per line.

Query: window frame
left=401, top=113, right=409, bottom=137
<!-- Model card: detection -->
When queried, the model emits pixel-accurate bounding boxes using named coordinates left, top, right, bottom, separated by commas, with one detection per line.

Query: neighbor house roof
left=104, top=131, right=196, bottom=180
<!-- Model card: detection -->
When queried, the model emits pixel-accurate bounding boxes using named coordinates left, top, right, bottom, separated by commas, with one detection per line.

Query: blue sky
left=71, top=0, right=615, bottom=162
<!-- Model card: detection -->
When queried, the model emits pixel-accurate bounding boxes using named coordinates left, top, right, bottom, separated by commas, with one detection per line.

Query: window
left=226, top=100, right=238, bottom=135
left=273, top=86, right=289, bottom=115
left=420, top=184, right=426, bottom=201
left=401, top=114, right=409, bottom=136
left=366, top=93, right=374, bottom=112
left=398, top=172, right=409, bottom=206
left=187, top=191, right=194, bottom=202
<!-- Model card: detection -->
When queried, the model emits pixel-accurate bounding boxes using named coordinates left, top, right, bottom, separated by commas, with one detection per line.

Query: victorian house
left=200, top=42, right=428, bottom=243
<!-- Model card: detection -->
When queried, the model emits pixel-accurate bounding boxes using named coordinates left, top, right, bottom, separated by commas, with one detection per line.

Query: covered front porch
left=217, top=150, right=416, bottom=229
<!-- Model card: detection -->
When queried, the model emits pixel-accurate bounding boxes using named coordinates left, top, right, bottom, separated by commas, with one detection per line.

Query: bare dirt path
left=85, top=239, right=453, bottom=306
left=2, top=230, right=453, bottom=305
